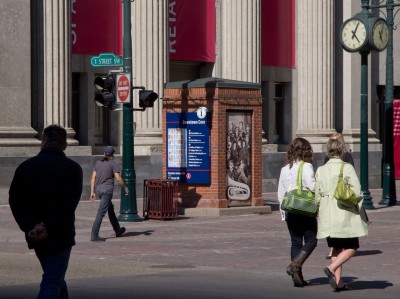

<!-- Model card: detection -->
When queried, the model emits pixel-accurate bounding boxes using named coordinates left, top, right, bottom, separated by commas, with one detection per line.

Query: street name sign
left=90, top=53, right=123, bottom=67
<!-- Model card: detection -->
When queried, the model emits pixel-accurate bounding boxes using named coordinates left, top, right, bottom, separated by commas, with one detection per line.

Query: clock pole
left=360, top=50, right=374, bottom=209
left=357, top=0, right=375, bottom=209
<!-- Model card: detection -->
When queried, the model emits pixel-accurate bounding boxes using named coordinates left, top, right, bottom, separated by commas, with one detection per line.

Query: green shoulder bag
left=333, top=162, right=358, bottom=208
left=281, top=162, right=318, bottom=217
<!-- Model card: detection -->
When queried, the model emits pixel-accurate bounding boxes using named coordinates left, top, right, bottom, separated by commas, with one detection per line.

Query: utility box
left=163, top=77, right=263, bottom=210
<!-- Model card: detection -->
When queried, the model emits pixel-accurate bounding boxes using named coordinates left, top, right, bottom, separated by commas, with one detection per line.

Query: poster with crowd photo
left=226, top=111, right=252, bottom=206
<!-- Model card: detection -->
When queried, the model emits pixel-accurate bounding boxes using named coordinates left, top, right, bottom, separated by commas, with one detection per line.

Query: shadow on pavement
left=354, top=249, right=383, bottom=257
left=108, top=230, right=155, bottom=239
left=307, top=277, right=394, bottom=291
left=346, top=279, right=394, bottom=290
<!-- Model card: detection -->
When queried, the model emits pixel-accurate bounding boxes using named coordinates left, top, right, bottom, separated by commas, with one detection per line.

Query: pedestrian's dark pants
left=91, top=190, right=121, bottom=237
left=35, top=246, right=71, bottom=299
left=286, top=213, right=318, bottom=259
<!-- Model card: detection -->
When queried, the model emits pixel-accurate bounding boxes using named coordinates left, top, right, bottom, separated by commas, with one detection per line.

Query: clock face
left=372, top=19, right=389, bottom=51
left=341, top=18, right=367, bottom=52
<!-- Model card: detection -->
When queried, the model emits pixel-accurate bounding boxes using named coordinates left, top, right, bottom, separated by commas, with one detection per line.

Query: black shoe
left=91, top=236, right=106, bottom=242
left=324, top=267, right=338, bottom=290
left=116, top=227, right=126, bottom=237
left=335, top=284, right=350, bottom=292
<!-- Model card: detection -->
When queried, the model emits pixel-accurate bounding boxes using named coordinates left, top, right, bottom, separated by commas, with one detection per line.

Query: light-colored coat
left=315, top=157, right=368, bottom=239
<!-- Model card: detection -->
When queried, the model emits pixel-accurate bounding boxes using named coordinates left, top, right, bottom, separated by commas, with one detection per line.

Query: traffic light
left=139, top=90, right=158, bottom=109
left=94, top=74, right=116, bottom=109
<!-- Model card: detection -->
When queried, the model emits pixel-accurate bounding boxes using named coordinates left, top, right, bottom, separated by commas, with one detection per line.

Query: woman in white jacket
left=278, top=138, right=317, bottom=287
left=315, top=138, right=368, bottom=291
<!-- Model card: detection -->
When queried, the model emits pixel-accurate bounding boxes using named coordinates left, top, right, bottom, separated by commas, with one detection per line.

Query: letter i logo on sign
left=116, top=73, right=131, bottom=104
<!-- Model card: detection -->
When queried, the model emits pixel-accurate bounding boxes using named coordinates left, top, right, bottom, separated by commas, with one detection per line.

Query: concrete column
left=131, top=0, right=168, bottom=154
left=0, top=1, right=39, bottom=151
left=214, top=0, right=260, bottom=83
left=42, top=0, right=77, bottom=144
left=296, top=0, right=335, bottom=149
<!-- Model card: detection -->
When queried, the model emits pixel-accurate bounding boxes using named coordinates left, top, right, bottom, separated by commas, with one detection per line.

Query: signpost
left=90, top=52, right=123, bottom=67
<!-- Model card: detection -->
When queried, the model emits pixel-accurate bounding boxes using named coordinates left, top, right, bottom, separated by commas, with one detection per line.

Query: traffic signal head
left=94, top=74, right=116, bottom=108
left=139, top=90, right=158, bottom=109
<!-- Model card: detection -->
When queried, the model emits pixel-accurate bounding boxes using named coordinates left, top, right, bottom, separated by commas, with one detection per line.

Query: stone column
left=296, top=0, right=335, bottom=149
left=0, top=1, right=39, bottom=151
left=131, top=0, right=168, bottom=154
left=42, top=0, right=77, bottom=144
left=215, top=0, right=260, bottom=83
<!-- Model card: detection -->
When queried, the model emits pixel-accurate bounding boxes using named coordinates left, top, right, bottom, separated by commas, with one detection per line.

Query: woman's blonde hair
left=327, top=137, right=345, bottom=158
left=329, top=132, right=345, bottom=144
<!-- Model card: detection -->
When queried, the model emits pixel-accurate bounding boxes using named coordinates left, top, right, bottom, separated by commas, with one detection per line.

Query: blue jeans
left=91, top=190, right=121, bottom=236
left=286, top=213, right=318, bottom=259
left=35, top=247, right=71, bottom=299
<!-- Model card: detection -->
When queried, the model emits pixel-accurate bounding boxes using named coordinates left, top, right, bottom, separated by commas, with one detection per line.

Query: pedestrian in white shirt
left=277, top=138, right=317, bottom=287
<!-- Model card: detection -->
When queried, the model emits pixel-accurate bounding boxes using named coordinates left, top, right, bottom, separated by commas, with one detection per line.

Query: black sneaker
left=116, top=227, right=126, bottom=237
left=91, top=236, right=106, bottom=242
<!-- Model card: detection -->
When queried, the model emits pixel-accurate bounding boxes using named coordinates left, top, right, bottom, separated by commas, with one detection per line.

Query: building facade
left=0, top=0, right=399, bottom=203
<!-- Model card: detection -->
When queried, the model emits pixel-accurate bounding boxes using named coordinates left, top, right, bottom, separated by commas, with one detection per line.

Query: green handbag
left=281, top=162, right=318, bottom=217
left=333, top=162, right=359, bottom=208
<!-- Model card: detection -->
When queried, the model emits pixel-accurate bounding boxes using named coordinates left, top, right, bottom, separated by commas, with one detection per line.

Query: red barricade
left=394, top=99, right=400, bottom=179
left=143, top=179, right=178, bottom=220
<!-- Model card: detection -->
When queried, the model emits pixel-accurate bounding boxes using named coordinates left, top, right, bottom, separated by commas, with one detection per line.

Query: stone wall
left=0, top=149, right=384, bottom=205
left=0, top=153, right=162, bottom=205
left=261, top=151, right=383, bottom=193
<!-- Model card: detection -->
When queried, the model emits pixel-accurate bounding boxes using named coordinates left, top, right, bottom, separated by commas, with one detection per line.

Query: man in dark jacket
left=9, top=124, right=83, bottom=299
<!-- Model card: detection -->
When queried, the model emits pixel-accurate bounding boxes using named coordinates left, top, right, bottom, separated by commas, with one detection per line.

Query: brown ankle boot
left=292, top=267, right=304, bottom=287
left=286, top=261, right=297, bottom=276
left=286, top=261, right=303, bottom=287
left=298, top=268, right=308, bottom=286
left=286, top=251, right=310, bottom=287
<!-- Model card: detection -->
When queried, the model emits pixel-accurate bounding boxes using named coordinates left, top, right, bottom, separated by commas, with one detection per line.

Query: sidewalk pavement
left=0, top=189, right=399, bottom=299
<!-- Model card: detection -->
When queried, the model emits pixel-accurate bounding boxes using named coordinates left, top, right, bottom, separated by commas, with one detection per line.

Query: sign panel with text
left=166, top=108, right=211, bottom=184
left=90, top=53, right=123, bottom=67
left=116, top=73, right=131, bottom=104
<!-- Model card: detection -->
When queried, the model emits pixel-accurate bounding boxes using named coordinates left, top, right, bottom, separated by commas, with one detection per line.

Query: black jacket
left=9, top=148, right=83, bottom=254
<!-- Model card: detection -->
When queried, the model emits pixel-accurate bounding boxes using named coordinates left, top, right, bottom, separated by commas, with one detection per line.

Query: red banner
left=394, top=99, right=400, bottom=179
left=71, top=0, right=122, bottom=56
left=169, top=0, right=216, bottom=62
left=261, top=0, right=295, bottom=68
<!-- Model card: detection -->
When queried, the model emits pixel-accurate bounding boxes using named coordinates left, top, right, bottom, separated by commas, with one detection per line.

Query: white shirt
left=277, top=161, right=316, bottom=220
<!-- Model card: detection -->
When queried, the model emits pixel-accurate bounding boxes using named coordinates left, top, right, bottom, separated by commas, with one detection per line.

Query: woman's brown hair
left=286, top=137, right=313, bottom=168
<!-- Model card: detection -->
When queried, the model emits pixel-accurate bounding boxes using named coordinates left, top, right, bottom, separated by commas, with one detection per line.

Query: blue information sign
left=166, top=108, right=211, bottom=184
